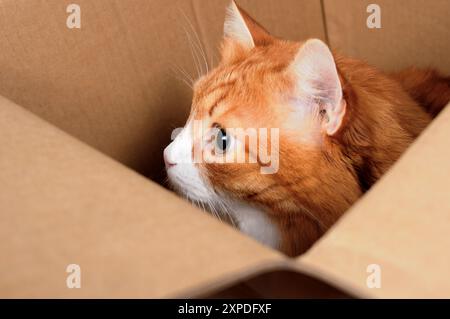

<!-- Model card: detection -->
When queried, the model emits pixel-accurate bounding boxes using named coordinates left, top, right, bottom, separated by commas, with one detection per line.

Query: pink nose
left=163, top=148, right=176, bottom=169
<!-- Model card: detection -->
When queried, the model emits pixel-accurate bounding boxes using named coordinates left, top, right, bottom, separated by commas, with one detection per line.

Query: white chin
left=167, top=167, right=281, bottom=249
left=166, top=163, right=215, bottom=203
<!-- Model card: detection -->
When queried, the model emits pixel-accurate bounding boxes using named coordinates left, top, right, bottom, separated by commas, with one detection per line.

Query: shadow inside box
left=202, top=270, right=352, bottom=299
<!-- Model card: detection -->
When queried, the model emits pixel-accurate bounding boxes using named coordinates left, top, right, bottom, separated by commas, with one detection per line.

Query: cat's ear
left=289, top=39, right=346, bottom=136
left=223, top=0, right=272, bottom=49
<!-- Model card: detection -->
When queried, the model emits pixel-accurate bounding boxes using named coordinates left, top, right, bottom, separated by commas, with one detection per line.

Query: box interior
left=1, top=0, right=450, bottom=298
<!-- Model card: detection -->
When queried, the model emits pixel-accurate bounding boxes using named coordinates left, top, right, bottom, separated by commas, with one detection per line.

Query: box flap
left=298, top=104, right=450, bottom=298
left=0, top=96, right=284, bottom=298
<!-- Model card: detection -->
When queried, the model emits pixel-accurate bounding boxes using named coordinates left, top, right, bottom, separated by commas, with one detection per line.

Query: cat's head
left=164, top=1, right=353, bottom=224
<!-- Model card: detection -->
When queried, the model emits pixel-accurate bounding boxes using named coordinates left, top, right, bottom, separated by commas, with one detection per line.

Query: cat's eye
left=215, top=127, right=231, bottom=153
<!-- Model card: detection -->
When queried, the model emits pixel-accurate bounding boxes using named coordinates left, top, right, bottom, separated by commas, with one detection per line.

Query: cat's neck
left=226, top=200, right=281, bottom=250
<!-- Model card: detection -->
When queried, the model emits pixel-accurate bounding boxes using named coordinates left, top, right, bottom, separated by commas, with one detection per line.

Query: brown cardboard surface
left=1, top=0, right=450, bottom=299
left=299, top=103, right=450, bottom=298
left=0, top=0, right=195, bottom=182
left=0, top=0, right=325, bottom=181
left=324, top=0, right=450, bottom=73
left=0, top=95, right=287, bottom=298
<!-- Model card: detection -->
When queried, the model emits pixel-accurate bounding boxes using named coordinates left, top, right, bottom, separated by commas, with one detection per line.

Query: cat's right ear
left=223, top=1, right=272, bottom=50
left=289, top=39, right=346, bottom=136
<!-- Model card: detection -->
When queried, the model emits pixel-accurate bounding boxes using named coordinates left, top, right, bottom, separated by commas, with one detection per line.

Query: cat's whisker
left=214, top=197, right=236, bottom=227
left=181, top=23, right=202, bottom=79
left=172, top=74, right=193, bottom=90
left=174, top=75, right=193, bottom=89
left=208, top=201, right=222, bottom=222
left=170, top=62, right=194, bottom=85
left=169, top=65, right=194, bottom=89
left=203, top=200, right=221, bottom=221
left=183, top=11, right=209, bottom=75
left=169, top=63, right=194, bottom=87
left=179, top=9, right=210, bottom=75
left=190, top=197, right=211, bottom=218
left=200, top=201, right=208, bottom=213
left=212, top=195, right=229, bottom=223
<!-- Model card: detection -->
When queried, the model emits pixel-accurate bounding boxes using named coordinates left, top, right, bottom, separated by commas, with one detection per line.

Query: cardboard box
left=0, top=0, right=449, bottom=298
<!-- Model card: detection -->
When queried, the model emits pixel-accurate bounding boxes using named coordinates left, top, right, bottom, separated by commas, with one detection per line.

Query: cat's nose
left=163, top=147, right=176, bottom=169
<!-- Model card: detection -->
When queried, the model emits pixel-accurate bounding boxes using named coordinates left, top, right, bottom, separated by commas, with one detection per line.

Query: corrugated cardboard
left=1, top=0, right=449, bottom=298
left=323, top=0, right=450, bottom=73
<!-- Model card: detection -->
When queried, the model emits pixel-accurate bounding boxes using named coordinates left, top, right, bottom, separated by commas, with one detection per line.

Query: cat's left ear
left=290, top=39, right=346, bottom=136
left=223, top=0, right=272, bottom=49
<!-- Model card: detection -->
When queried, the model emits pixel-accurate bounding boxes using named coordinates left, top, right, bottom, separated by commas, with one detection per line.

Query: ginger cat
left=164, top=1, right=450, bottom=256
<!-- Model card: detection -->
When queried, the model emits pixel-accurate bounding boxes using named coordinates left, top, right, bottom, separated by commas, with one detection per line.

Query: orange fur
left=188, top=3, right=449, bottom=256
